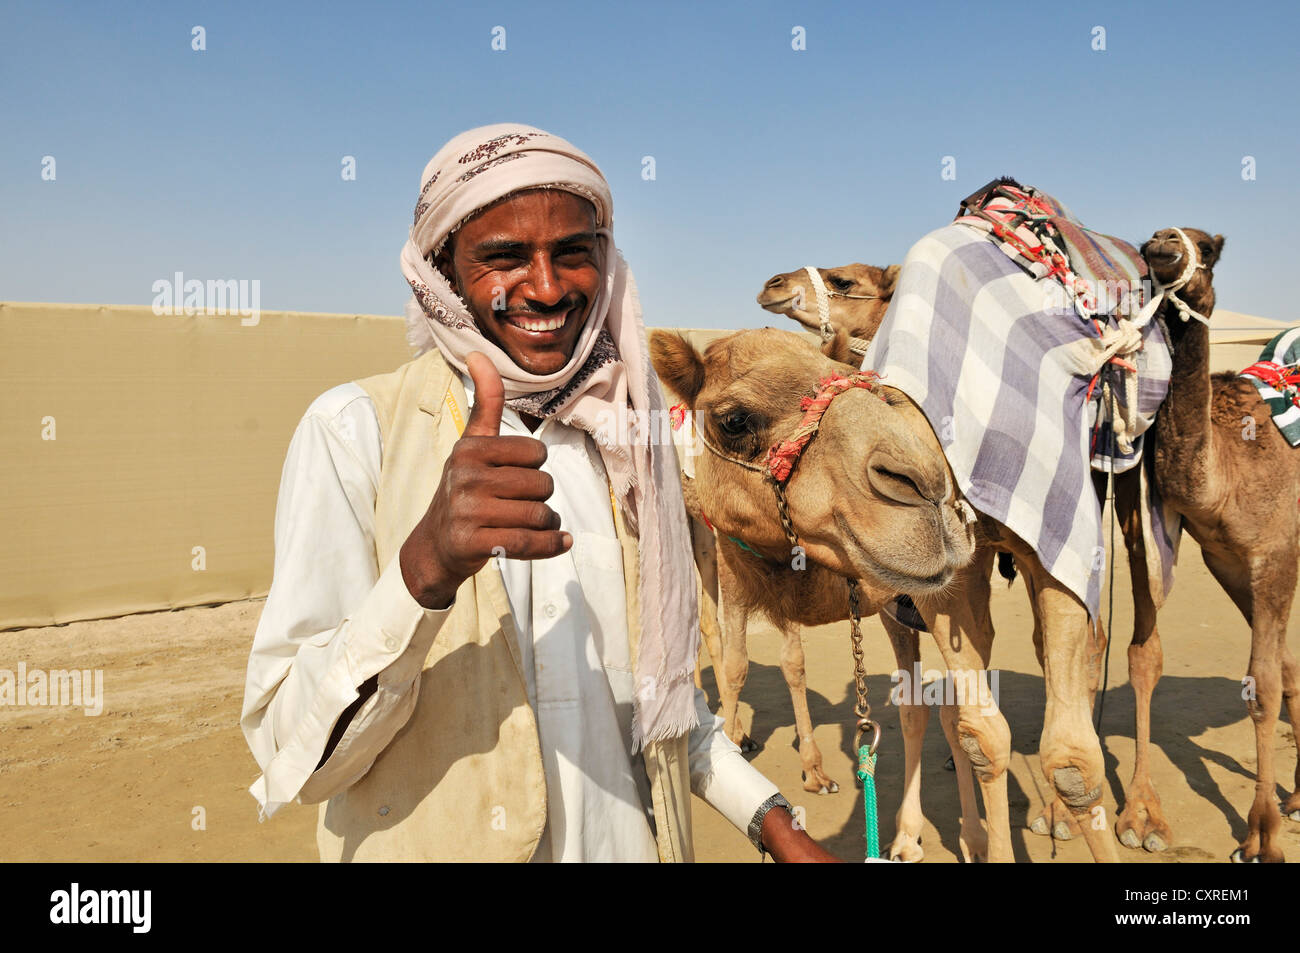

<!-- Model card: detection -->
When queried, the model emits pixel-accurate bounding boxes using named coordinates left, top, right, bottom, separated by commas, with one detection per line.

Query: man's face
left=437, top=189, right=602, bottom=376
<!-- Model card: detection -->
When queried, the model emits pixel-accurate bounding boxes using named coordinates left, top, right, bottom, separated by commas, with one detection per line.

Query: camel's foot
left=726, top=723, right=757, bottom=753
left=887, top=830, right=924, bottom=863
left=1283, top=791, right=1300, bottom=822
left=1230, top=845, right=1285, bottom=863
left=1028, top=798, right=1082, bottom=842
left=958, top=818, right=989, bottom=863
left=800, top=764, right=839, bottom=795
left=727, top=733, right=757, bottom=753
left=1116, top=786, right=1173, bottom=853
left=1230, top=828, right=1285, bottom=863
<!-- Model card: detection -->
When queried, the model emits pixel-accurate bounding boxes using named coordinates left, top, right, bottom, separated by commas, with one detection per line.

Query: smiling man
left=240, top=124, right=838, bottom=862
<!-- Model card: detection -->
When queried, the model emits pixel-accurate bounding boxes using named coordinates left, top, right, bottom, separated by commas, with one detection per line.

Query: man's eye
left=557, top=246, right=591, bottom=261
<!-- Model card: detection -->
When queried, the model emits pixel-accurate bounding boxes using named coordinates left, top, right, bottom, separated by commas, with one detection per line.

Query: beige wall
left=1, top=302, right=413, bottom=630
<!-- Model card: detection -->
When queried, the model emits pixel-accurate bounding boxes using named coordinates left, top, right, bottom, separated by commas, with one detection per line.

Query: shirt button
left=384, top=635, right=399, bottom=652
left=543, top=603, right=558, bottom=619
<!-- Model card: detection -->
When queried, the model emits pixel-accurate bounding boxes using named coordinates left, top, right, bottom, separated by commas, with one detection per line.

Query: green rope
left=856, top=744, right=880, bottom=860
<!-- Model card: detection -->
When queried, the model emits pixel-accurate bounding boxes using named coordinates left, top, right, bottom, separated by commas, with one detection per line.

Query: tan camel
left=681, top=420, right=986, bottom=861
left=654, top=327, right=1121, bottom=863
left=757, top=263, right=900, bottom=352
left=1117, top=227, right=1300, bottom=862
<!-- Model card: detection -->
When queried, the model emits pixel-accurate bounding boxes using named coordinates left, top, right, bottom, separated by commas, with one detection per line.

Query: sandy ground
left=1, top=534, right=1296, bottom=863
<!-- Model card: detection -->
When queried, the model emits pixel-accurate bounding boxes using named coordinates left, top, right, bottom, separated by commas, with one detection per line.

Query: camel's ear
left=878, top=264, right=901, bottom=298
left=679, top=472, right=703, bottom=519
left=649, top=330, right=706, bottom=407
left=820, top=327, right=855, bottom=367
left=1205, top=234, right=1225, bottom=268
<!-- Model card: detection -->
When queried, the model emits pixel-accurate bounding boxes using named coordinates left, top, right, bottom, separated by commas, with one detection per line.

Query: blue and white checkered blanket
left=863, top=223, right=1178, bottom=616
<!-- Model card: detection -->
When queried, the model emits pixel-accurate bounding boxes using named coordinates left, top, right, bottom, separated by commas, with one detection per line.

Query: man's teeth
left=508, top=314, right=566, bottom=332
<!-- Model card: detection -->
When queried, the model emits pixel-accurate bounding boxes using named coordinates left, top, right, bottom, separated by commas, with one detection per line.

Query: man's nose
left=524, top=253, right=566, bottom=307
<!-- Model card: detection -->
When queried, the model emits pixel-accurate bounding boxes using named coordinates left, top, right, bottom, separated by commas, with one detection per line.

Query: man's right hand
left=399, top=351, right=572, bottom=609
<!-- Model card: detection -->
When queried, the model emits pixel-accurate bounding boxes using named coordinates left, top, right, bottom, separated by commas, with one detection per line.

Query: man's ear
left=878, top=264, right=901, bottom=298
left=432, top=236, right=459, bottom=294
left=649, top=331, right=706, bottom=407
left=820, top=327, right=855, bottom=367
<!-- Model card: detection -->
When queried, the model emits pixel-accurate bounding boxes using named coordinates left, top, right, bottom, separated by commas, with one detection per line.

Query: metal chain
left=774, top=477, right=879, bottom=757
left=846, top=578, right=880, bottom=756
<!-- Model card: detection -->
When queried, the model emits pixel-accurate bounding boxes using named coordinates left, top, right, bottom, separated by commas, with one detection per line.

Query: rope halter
left=693, top=371, right=887, bottom=553
left=801, top=266, right=882, bottom=356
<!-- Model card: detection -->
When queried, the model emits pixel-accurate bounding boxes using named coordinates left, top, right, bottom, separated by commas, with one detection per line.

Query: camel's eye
left=719, top=410, right=751, bottom=437
left=1198, top=243, right=1213, bottom=260
left=829, top=276, right=853, bottom=292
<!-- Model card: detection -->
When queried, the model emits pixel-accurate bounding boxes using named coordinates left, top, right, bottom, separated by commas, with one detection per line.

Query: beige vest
left=315, top=348, right=694, bottom=862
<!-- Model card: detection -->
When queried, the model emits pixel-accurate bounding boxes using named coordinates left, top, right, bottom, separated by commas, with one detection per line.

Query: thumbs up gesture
left=399, top=352, right=573, bottom=609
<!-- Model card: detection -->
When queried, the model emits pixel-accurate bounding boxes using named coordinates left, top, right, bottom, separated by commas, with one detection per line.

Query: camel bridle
left=1144, top=227, right=1211, bottom=326
left=691, top=369, right=887, bottom=754
left=801, top=266, right=882, bottom=357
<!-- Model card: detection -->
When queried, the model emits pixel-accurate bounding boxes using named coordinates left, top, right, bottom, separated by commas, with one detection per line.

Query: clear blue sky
left=3, top=0, right=1297, bottom=328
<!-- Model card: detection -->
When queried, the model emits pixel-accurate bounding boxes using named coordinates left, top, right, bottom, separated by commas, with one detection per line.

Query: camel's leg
left=938, top=700, right=989, bottom=862
left=716, top=562, right=756, bottom=752
left=1021, top=555, right=1085, bottom=841
left=776, top=620, right=836, bottom=794
left=1202, top=547, right=1291, bottom=863
left=881, top=612, right=928, bottom=861
left=1106, top=469, right=1174, bottom=852
left=692, top=520, right=722, bottom=692
left=1029, top=556, right=1118, bottom=863
left=1282, top=643, right=1300, bottom=821
left=916, top=547, right=1013, bottom=862
left=1028, top=475, right=1115, bottom=844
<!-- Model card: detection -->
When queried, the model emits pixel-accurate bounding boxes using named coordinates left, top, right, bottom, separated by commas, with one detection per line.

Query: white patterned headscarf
left=400, top=123, right=699, bottom=748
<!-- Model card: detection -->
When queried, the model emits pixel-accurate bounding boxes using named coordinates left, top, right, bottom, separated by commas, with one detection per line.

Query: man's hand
left=399, top=351, right=572, bottom=609
left=760, top=806, right=843, bottom=863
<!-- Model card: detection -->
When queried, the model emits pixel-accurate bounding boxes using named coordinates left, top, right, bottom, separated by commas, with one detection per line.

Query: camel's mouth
left=1144, top=250, right=1183, bottom=275
left=757, top=292, right=797, bottom=313
left=832, top=511, right=954, bottom=594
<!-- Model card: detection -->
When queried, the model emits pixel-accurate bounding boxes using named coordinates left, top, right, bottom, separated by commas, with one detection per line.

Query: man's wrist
left=399, top=536, right=460, bottom=610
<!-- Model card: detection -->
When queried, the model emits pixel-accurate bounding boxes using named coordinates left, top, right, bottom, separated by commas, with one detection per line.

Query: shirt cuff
left=343, top=552, right=454, bottom=688
left=695, top=748, right=781, bottom=835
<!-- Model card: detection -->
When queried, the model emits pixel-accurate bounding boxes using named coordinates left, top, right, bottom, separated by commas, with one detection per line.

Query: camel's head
left=650, top=327, right=976, bottom=595
left=1140, top=227, right=1224, bottom=335
left=756, top=263, right=901, bottom=343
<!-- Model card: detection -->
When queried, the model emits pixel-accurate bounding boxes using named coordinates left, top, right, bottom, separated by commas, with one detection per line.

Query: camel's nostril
left=867, top=454, right=941, bottom=506
left=765, top=275, right=785, bottom=290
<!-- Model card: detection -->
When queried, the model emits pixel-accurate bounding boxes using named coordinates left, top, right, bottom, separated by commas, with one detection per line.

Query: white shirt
left=240, top=377, right=778, bottom=861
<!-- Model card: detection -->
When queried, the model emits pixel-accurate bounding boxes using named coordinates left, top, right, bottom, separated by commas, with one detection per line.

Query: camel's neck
left=1153, top=303, right=1217, bottom=504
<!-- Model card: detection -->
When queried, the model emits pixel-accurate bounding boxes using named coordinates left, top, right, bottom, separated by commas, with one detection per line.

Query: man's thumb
left=463, top=351, right=505, bottom=436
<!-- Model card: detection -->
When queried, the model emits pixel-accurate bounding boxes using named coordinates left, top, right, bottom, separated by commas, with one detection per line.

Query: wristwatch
left=748, top=792, right=794, bottom=856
